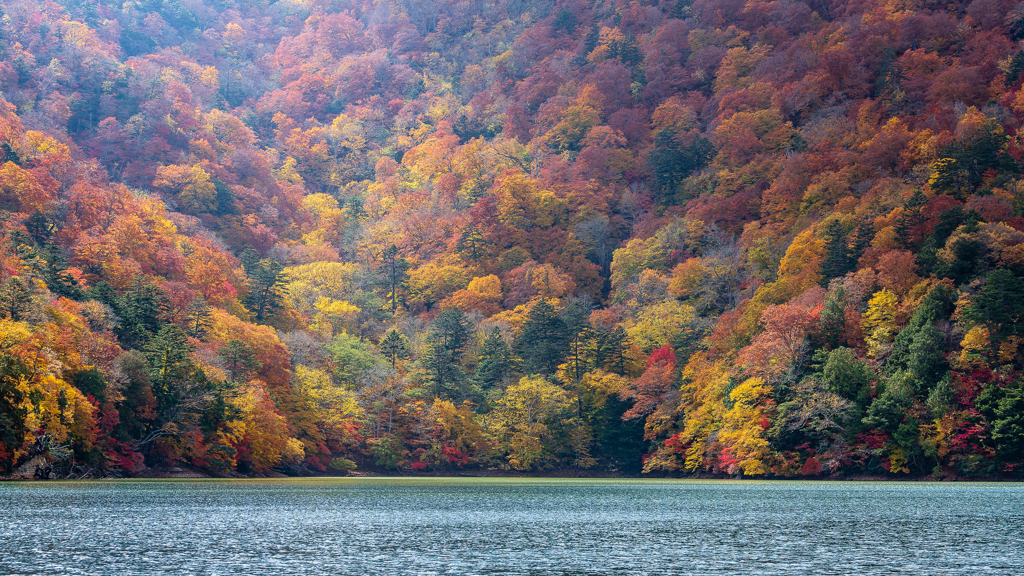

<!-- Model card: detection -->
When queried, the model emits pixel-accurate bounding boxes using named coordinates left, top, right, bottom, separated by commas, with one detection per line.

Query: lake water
left=0, top=478, right=1021, bottom=575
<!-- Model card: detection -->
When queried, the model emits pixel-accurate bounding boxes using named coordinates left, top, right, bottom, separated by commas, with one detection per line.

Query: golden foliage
left=487, top=376, right=571, bottom=470
left=862, top=289, right=900, bottom=358
left=718, top=377, right=773, bottom=476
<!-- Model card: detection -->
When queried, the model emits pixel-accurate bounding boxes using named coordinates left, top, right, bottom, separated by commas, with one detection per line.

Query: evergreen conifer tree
left=517, top=299, right=570, bottom=375
left=380, top=244, right=410, bottom=314
left=380, top=328, right=410, bottom=369
left=118, top=280, right=171, bottom=349
left=819, top=286, right=847, bottom=350
left=820, top=219, right=852, bottom=284
left=245, top=257, right=287, bottom=323
left=0, top=277, right=31, bottom=321
left=185, top=297, right=212, bottom=338
left=475, top=327, right=518, bottom=390
left=424, top=308, right=471, bottom=398
left=219, top=339, right=259, bottom=383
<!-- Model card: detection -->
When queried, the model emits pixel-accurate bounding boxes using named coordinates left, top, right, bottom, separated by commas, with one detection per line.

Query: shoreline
left=4, top=464, right=1021, bottom=483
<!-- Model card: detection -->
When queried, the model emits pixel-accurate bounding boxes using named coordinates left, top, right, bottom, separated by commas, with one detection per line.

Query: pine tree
left=138, top=325, right=213, bottom=449
left=38, top=242, right=85, bottom=300
left=245, top=257, right=287, bottom=323
left=219, top=340, right=259, bottom=383
left=379, top=328, right=409, bottom=369
left=887, top=283, right=956, bottom=375
left=517, top=299, right=570, bottom=375
left=475, top=328, right=518, bottom=390
left=0, top=142, right=19, bottom=165
left=894, top=189, right=927, bottom=249
left=907, top=323, right=947, bottom=387
left=850, top=219, right=874, bottom=266
left=118, top=279, right=170, bottom=348
left=583, top=24, right=599, bottom=53
left=0, top=354, right=30, bottom=475
left=213, top=178, right=237, bottom=216
left=648, top=129, right=715, bottom=203
left=820, top=218, right=852, bottom=284
left=588, top=326, right=630, bottom=375
left=929, top=115, right=1016, bottom=198
left=87, top=281, right=118, bottom=309
left=239, top=246, right=260, bottom=273
left=0, top=277, right=31, bottom=321
left=144, top=325, right=193, bottom=388
left=934, top=217, right=982, bottom=284
left=819, top=286, right=847, bottom=350
left=9, top=227, right=83, bottom=300
left=379, top=244, right=410, bottom=314
left=185, top=297, right=212, bottom=339
left=455, top=226, right=490, bottom=263
left=553, top=8, right=576, bottom=33
left=424, top=308, right=470, bottom=398
left=965, top=269, right=1024, bottom=357
left=24, top=212, right=54, bottom=245
left=562, top=300, right=594, bottom=418
left=992, top=385, right=1024, bottom=464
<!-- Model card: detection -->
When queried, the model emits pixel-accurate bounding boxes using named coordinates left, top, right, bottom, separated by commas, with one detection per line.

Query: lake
left=0, top=478, right=1021, bottom=575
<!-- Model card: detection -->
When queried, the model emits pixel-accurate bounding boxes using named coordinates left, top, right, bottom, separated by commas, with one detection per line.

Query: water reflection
left=1, top=478, right=1021, bottom=575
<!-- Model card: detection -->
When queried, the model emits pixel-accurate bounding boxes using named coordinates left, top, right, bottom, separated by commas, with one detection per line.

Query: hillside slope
left=1, top=0, right=1023, bottom=478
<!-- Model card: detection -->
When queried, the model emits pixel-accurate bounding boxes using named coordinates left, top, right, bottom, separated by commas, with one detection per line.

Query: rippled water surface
left=1, top=478, right=1022, bottom=575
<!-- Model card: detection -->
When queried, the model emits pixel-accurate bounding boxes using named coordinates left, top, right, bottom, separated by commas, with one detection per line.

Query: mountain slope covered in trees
left=2, top=0, right=1024, bottom=478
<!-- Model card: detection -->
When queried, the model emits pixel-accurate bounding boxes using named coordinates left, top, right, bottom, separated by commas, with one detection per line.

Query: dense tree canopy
left=2, top=0, right=1024, bottom=479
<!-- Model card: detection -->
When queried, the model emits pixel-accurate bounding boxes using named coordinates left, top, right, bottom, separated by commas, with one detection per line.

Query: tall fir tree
left=424, top=308, right=471, bottom=398
left=379, top=328, right=410, bottom=369
left=819, top=286, right=848, bottom=350
left=517, top=299, right=570, bottom=375
left=380, top=244, right=410, bottom=314
left=219, top=340, right=259, bottom=383
left=118, top=280, right=171, bottom=349
left=820, top=218, right=852, bottom=284
left=475, top=328, right=518, bottom=390
left=245, top=258, right=287, bottom=323
left=0, top=277, right=31, bottom=321
left=185, top=297, right=212, bottom=339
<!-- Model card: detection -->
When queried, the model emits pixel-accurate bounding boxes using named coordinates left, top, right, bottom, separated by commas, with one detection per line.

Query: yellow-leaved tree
left=153, top=164, right=217, bottom=214
left=293, top=365, right=362, bottom=442
left=406, top=263, right=470, bottom=309
left=301, top=193, right=346, bottom=247
left=19, top=374, right=97, bottom=462
left=446, top=275, right=503, bottom=316
left=753, top=227, right=825, bottom=305
left=428, top=399, right=488, bottom=466
left=626, top=299, right=698, bottom=353
left=957, top=325, right=990, bottom=369
left=670, top=353, right=730, bottom=473
left=718, top=377, right=774, bottom=476
left=862, top=288, right=900, bottom=358
left=1, top=318, right=98, bottom=467
left=284, top=261, right=361, bottom=318
left=227, top=381, right=305, bottom=472
left=487, top=376, right=571, bottom=470
left=492, top=172, right=567, bottom=230
left=311, top=297, right=360, bottom=338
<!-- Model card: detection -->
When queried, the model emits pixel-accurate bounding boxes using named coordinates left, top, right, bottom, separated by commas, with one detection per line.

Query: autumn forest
left=1, top=0, right=1023, bottom=480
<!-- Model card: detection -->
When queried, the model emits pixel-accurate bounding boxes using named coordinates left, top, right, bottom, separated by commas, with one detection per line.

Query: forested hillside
left=1, top=0, right=1023, bottom=479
